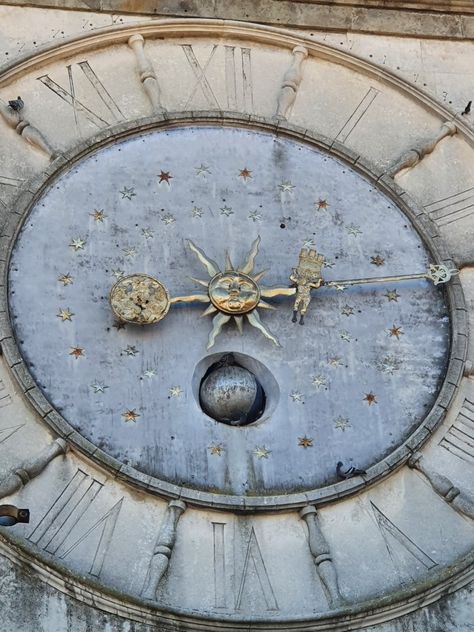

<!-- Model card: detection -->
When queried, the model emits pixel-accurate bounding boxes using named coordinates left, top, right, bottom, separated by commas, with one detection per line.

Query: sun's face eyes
left=209, top=272, right=260, bottom=315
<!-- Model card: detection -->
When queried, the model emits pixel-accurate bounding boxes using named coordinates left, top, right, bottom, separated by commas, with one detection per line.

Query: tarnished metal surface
left=109, top=273, right=170, bottom=324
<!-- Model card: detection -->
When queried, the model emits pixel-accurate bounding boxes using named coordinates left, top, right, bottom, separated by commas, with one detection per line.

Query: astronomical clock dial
left=0, top=19, right=473, bottom=630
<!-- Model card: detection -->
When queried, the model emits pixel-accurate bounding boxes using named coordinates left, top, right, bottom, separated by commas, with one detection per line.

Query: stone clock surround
left=0, top=17, right=472, bottom=631
left=0, top=112, right=468, bottom=511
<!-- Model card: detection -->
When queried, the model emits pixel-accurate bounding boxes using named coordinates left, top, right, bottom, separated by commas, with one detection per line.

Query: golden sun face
left=183, top=237, right=295, bottom=349
left=209, top=271, right=261, bottom=315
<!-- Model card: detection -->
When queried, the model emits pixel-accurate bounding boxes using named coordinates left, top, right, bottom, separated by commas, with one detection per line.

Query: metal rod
left=325, top=272, right=428, bottom=288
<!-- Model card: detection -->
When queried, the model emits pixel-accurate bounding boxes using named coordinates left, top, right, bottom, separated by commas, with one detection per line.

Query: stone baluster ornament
left=409, top=451, right=474, bottom=521
left=142, top=499, right=186, bottom=600
left=387, top=121, right=457, bottom=177
left=299, top=505, right=344, bottom=608
left=0, top=102, right=57, bottom=160
left=128, top=34, right=164, bottom=113
left=0, top=438, right=67, bottom=500
left=275, top=45, right=308, bottom=120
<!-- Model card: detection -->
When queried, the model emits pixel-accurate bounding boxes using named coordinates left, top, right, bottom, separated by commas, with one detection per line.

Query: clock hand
left=324, top=263, right=458, bottom=290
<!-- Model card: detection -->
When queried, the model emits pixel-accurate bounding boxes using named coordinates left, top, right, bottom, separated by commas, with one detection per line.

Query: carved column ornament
left=299, top=505, right=344, bottom=608
left=409, top=452, right=474, bottom=521
left=142, top=499, right=186, bottom=600
left=387, top=121, right=457, bottom=177
left=0, top=102, right=57, bottom=160
left=275, top=46, right=308, bottom=120
left=0, top=438, right=67, bottom=500
left=128, top=34, right=164, bottom=114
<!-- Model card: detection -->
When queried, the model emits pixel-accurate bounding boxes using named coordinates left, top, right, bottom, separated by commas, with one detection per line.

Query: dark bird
left=462, top=100, right=472, bottom=116
left=336, top=461, right=366, bottom=480
left=8, top=96, right=24, bottom=111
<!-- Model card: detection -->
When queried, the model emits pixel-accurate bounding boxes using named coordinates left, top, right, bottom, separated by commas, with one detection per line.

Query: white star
left=378, top=355, right=401, bottom=375
left=254, top=446, right=271, bottom=459
left=161, top=214, right=176, bottom=225
left=340, top=330, right=352, bottom=342
left=335, top=416, right=351, bottom=432
left=311, top=374, right=327, bottom=388
left=143, top=369, right=156, bottom=378
left=122, top=247, right=136, bottom=258
left=248, top=210, right=262, bottom=222
left=195, top=164, right=211, bottom=176
left=220, top=206, right=234, bottom=217
left=279, top=181, right=295, bottom=192
left=169, top=386, right=183, bottom=397
left=91, top=382, right=109, bottom=394
left=324, top=260, right=335, bottom=269
left=290, top=390, right=304, bottom=403
left=346, top=223, right=362, bottom=236
left=69, top=238, right=86, bottom=251
left=112, top=269, right=125, bottom=279
left=328, top=356, right=342, bottom=367
left=192, top=206, right=204, bottom=218
left=303, top=238, right=316, bottom=248
left=142, top=227, right=154, bottom=239
left=124, top=345, right=139, bottom=356
left=120, top=186, right=136, bottom=200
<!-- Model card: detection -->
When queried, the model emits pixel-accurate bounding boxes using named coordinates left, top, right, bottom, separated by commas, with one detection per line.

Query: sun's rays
left=171, top=237, right=296, bottom=348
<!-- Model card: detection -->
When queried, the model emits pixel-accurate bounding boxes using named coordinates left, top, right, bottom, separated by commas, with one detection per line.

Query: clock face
left=8, top=124, right=450, bottom=501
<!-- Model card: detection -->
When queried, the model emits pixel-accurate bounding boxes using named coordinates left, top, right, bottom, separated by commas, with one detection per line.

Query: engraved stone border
left=1, top=529, right=474, bottom=630
left=0, top=112, right=468, bottom=511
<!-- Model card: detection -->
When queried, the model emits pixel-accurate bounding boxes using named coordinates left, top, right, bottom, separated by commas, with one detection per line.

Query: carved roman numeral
left=335, top=87, right=380, bottom=143
left=29, top=468, right=122, bottom=577
left=440, top=398, right=474, bottom=464
left=235, top=527, right=279, bottom=610
left=0, top=379, right=13, bottom=409
left=424, top=186, right=474, bottom=227
left=37, top=61, right=125, bottom=132
left=182, top=44, right=254, bottom=112
left=371, top=502, right=437, bottom=576
left=212, top=522, right=227, bottom=608
left=212, top=522, right=278, bottom=611
left=0, top=424, right=24, bottom=444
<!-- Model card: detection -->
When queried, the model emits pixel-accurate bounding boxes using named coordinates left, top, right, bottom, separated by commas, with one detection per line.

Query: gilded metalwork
left=171, top=236, right=296, bottom=349
left=290, top=247, right=325, bottom=324
left=208, top=271, right=261, bottom=315
left=109, top=274, right=170, bottom=325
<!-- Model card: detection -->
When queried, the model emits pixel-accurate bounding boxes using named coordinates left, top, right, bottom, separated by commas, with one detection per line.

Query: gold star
left=69, top=346, right=84, bottom=359
left=69, top=238, right=86, bottom=251
left=254, top=446, right=270, bottom=459
left=389, top=324, right=404, bottom=339
left=209, top=443, right=224, bottom=456
left=371, top=254, right=385, bottom=266
left=298, top=436, right=314, bottom=448
left=58, top=273, right=73, bottom=286
left=385, top=290, right=400, bottom=302
left=328, top=356, right=342, bottom=367
left=239, top=167, right=252, bottom=180
left=57, top=307, right=74, bottom=322
left=90, top=208, right=106, bottom=222
left=158, top=170, right=172, bottom=184
left=364, top=392, right=378, bottom=405
left=316, top=199, right=329, bottom=210
left=122, top=409, right=140, bottom=423
left=169, top=386, right=183, bottom=397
